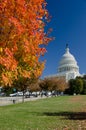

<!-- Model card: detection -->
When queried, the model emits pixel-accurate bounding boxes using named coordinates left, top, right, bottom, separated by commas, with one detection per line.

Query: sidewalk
left=0, top=96, right=47, bottom=106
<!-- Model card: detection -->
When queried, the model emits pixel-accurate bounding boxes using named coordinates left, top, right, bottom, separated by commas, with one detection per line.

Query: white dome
left=58, top=46, right=79, bottom=73
left=45, top=45, right=80, bottom=82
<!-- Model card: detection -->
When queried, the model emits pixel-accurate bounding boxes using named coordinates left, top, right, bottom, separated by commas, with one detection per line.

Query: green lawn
left=0, top=95, right=86, bottom=130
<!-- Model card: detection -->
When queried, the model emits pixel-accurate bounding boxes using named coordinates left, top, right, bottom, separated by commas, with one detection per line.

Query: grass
left=0, top=95, right=86, bottom=130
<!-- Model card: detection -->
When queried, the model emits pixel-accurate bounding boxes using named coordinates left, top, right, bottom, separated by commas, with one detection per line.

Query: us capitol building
left=46, top=44, right=80, bottom=82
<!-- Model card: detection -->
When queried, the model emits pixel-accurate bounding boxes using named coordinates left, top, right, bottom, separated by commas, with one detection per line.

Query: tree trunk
left=22, top=91, right=24, bottom=103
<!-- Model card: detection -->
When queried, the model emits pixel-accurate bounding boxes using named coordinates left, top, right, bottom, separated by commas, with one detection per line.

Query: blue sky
left=41, top=0, right=86, bottom=78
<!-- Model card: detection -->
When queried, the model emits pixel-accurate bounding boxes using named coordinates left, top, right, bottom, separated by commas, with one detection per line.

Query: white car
left=17, top=92, right=23, bottom=96
left=47, top=91, right=52, bottom=96
left=10, top=92, right=23, bottom=97
left=10, top=93, right=17, bottom=97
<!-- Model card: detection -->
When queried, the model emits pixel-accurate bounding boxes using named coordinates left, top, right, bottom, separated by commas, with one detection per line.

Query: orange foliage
left=0, top=0, right=52, bottom=85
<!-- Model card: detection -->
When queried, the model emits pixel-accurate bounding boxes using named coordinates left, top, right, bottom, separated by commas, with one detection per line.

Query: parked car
left=47, top=91, right=52, bottom=96
left=17, top=92, right=23, bottom=96
left=31, top=92, right=38, bottom=97
left=0, top=92, right=6, bottom=97
left=10, top=92, right=23, bottom=97
left=10, top=93, right=17, bottom=97
left=51, top=91, right=58, bottom=96
left=40, top=90, right=47, bottom=97
left=24, top=91, right=30, bottom=98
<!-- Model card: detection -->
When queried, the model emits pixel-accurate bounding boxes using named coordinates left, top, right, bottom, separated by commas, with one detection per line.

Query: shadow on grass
left=43, top=111, right=86, bottom=120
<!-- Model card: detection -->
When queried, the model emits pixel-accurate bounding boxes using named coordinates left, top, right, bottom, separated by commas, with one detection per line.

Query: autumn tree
left=39, top=77, right=68, bottom=95
left=27, top=78, right=40, bottom=91
left=56, top=77, right=68, bottom=92
left=39, top=78, right=55, bottom=92
left=39, top=79, right=46, bottom=94
left=12, top=77, right=40, bottom=102
left=0, top=0, right=52, bottom=86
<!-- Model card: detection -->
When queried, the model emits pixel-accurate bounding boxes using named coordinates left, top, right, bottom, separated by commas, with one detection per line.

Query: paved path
left=0, top=96, right=47, bottom=106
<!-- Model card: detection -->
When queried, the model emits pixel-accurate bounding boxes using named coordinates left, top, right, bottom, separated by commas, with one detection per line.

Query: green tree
left=82, top=79, right=86, bottom=94
left=68, top=78, right=83, bottom=95
left=68, top=79, right=76, bottom=95
left=75, top=78, right=83, bottom=94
